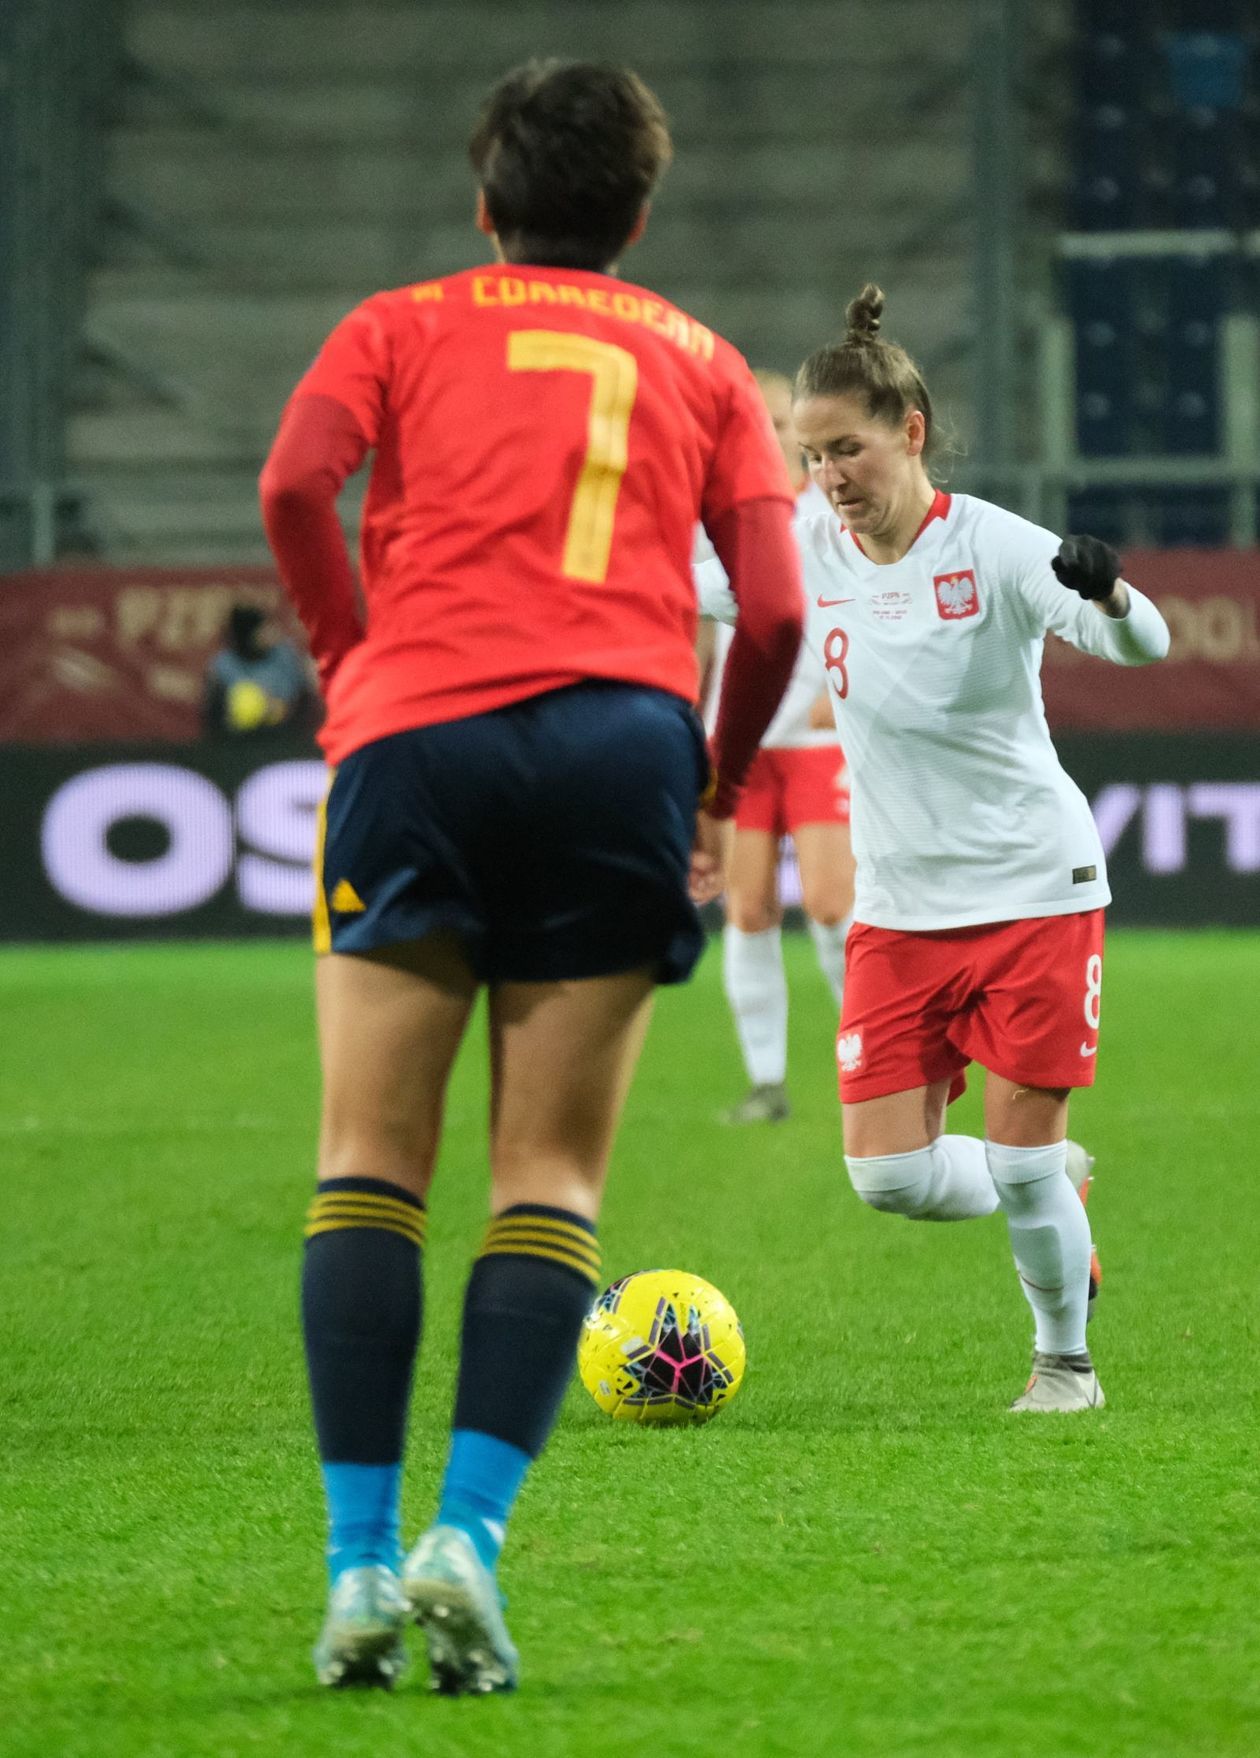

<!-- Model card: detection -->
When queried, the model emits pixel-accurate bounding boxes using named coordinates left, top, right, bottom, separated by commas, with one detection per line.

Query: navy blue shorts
left=315, top=682, right=709, bottom=985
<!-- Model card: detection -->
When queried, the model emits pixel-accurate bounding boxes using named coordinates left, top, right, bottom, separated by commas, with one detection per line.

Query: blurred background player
left=698, top=283, right=1169, bottom=1414
left=260, top=60, right=802, bottom=1696
left=202, top=601, right=314, bottom=736
left=699, top=371, right=854, bottom=1124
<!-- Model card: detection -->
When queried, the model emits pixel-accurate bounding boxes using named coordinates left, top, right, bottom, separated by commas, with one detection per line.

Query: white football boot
left=718, top=1081, right=790, bottom=1125
left=1010, top=1351, right=1106, bottom=1413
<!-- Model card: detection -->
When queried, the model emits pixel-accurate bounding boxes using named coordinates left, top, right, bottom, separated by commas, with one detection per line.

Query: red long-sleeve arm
left=259, top=393, right=371, bottom=693
left=705, top=496, right=804, bottom=818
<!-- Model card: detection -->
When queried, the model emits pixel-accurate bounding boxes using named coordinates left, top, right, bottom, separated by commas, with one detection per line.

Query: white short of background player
left=696, top=288, right=1170, bottom=1411
left=697, top=370, right=855, bottom=1125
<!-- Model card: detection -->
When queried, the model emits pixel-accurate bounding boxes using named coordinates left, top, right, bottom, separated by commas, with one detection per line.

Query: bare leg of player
left=720, top=828, right=790, bottom=1123
left=485, top=969, right=656, bottom=1216
left=306, top=936, right=478, bottom=1687
left=794, top=819, right=855, bottom=1011
left=403, top=967, right=656, bottom=1694
left=316, top=937, right=478, bottom=1197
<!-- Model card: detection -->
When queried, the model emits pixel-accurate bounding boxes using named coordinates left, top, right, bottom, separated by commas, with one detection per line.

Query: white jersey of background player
left=707, top=480, right=835, bottom=748
left=698, top=372, right=854, bottom=1126
left=698, top=285, right=1169, bottom=1414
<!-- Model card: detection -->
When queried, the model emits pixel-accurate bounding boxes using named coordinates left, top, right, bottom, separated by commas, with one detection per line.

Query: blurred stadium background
left=0, top=0, right=1257, bottom=936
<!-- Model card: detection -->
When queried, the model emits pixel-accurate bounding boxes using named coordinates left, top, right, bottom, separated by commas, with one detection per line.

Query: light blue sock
left=435, top=1430, right=531, bottom=1572
left=322, top=1461, right=403, bottom=1583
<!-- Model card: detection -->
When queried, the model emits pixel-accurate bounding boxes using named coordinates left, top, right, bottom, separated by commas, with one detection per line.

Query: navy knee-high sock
left=301, top=1177, right=425, bottom=1580
left=437, top=1205, right=598, bottom=1571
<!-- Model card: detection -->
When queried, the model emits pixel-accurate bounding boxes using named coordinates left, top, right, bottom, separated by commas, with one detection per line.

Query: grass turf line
left=2, top=932, right=1258, bottom=1758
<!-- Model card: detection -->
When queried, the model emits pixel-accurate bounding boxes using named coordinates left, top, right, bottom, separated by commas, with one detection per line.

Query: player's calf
left=302, top=1174, right=425, bottom=1624
left=400, top=1204, right=599, bottom=1693
left=1066, top=1139, right=1102, bottom=1312
left=987, top=1140, right=1093, bottom=1357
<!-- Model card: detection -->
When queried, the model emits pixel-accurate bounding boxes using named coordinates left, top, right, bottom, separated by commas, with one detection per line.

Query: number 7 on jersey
left=508, top=331, right=638, bottom=585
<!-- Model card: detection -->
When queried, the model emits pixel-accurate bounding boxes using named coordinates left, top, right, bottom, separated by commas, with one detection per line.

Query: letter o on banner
left=41, top=765, right=234, bottom=917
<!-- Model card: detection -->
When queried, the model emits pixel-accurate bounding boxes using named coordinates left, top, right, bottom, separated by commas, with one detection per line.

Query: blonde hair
left=752, top=367, right=793, bottom=399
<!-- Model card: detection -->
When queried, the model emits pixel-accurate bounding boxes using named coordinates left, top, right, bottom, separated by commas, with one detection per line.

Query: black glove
left=1051, top=534, right=1120, bottom=601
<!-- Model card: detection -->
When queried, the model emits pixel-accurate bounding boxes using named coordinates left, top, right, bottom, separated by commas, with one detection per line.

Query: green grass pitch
left=3, top=930, right=1258, bottom=1758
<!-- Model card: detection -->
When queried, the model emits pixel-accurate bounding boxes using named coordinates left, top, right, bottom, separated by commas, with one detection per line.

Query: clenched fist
left=1052, top=534, right=1121, bottom=602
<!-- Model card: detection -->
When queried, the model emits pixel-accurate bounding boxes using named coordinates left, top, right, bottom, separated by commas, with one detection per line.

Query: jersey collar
left=847, top=489, right=952, bottom=560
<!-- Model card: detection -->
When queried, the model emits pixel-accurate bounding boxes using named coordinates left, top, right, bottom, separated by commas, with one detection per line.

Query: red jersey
left=269, top=265, right=793, bottom=764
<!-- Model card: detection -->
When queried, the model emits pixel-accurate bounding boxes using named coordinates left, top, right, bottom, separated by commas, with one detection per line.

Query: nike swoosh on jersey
left=816, top=596, right=855, bottom=608
left=1079, top=1043, right=1098, bottom=1057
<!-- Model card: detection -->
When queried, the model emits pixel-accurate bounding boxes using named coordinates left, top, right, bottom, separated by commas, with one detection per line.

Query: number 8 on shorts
left=1084, top=953, right=1102, bottom=1032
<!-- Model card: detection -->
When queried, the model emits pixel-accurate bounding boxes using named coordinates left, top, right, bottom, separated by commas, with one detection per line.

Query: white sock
left=986, top=1140, right=1091, bottom=1356
left=723, top=924, right=788, bottom=1086
left=845, top=1136, right=999, bottom=1221
left=808, top=914, right=850, bottom=1008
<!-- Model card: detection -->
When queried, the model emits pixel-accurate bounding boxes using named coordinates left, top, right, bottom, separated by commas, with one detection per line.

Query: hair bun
left=844, top=282, right=884, bottom=343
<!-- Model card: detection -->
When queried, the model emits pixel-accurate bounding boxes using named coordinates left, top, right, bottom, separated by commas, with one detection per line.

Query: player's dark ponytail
left=795, top=283, right=952, bottom=474
left=844, top=282, right=885, bottom=345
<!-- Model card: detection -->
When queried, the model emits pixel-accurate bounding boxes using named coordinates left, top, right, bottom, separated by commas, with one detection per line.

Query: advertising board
left=1, top=734, right=1254, bottom=940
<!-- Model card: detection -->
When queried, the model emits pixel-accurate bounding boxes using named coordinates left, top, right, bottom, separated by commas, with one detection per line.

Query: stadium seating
left=1066, top=486, right=1229, bottom=547
left=1068, top=259, right=1139, bottom=456
left=1072, top=102, right=1144, bottom=231
left=1153, top=487, right=1230, bottom=545
left=57, top=0, right=1259, bottom=558
left=1164, top=257, right=1225, bottom=454
left=69, top=0, right=1022, bottom=563
left=1064, top=2, right=1257, bottom=534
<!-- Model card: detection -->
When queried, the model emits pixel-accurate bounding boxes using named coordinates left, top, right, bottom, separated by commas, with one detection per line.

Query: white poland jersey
left=696, top=490, right=1170, bottom=932
left=699, top=482, right=840, bottom=750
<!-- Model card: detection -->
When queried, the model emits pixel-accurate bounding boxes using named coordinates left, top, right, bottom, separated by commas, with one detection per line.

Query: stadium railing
left=0, top=0, right=125, bottom=569
left=964, top=249, right=1260, bottom=546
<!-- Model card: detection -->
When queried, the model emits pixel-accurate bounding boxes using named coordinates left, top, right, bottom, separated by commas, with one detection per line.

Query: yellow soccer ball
left=226, top=678, right=272, bottom=731
left=577, top=1269, right=746, bottom=1425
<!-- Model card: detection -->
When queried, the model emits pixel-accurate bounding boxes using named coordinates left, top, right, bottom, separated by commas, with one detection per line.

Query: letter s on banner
left=41, top=765, right=233, bottom=917
left=235, top=760, right=326, bottom=914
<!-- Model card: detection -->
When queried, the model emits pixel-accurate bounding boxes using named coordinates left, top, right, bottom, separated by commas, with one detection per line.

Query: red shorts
left=734, top=746, right=850, bottom=834
left=837, top=910, right=1106, bottom=1104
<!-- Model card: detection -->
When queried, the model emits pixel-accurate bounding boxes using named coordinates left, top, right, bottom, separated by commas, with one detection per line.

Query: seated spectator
left=204, top=603, right=315, bottom=735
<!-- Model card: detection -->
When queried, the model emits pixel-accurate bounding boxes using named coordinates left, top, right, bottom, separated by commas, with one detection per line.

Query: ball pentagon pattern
left=577, top=1269, right=746, bottom=1425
